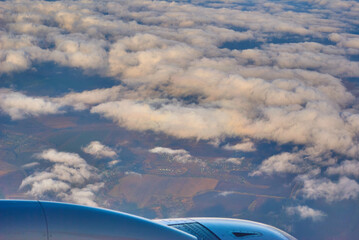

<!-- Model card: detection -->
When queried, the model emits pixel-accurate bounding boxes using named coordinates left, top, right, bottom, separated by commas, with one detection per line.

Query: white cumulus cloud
left=20, top=149, right=103, bottom=207
left=299, top=176, right=359, bottom=202
left=223, top=141, right=256, bottom=152
left=286, top=205, right=326, bottom=221
left=326, top=160, right=359, bottom=178
left=0, top=89, right=63, bottom=119
left=149, top=146, right=204, bottom=165
left=82, top=141, right=117, bottom=159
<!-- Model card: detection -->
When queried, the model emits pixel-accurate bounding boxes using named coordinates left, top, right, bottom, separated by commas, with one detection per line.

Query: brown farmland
left=109, top=174, right=218, bottom=208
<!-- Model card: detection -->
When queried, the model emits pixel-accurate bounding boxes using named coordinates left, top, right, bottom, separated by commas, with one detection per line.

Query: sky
left=0, top=0, right=359, bottom=239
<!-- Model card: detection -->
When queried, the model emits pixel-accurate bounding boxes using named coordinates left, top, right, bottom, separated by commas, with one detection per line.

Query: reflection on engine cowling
left=0, top=200, right=296, bottom=240
left=156, top=218, right=297, bottom=240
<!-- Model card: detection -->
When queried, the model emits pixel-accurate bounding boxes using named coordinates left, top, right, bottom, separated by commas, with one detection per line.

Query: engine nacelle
left=157, top=218, right=296, bottom=240
left=0, top=200, right=296, bottom=240
left=0, top=200, right=196, bottom=240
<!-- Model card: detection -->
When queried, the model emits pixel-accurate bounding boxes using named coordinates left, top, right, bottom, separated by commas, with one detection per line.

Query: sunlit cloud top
left=0, top=0, right=359, bottom=207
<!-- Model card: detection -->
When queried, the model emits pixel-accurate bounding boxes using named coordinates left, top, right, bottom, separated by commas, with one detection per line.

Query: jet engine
left=0, top=200, right=296, bottom=240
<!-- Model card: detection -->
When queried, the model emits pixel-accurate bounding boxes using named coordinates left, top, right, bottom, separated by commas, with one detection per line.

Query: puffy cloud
left=20, top=149, right=103, bottom=207
left=150, top=147, right=188, bottom=155
left=90, top=97, right=359, bottom=159
left=149, top=147, right=204, bottom=165
left=0, top=89, right=63, bottom=119
left=286, top=205, right=327, bottom=222
left=251, top=144, right=347, bottom=177
left=223, top=140, right=256, bottom=152
left=108, top=36, right=200, bottom=80
left=82, top=141, right=117, bottom=159
left=250, top=104, right=359, bottom=157
left=24, top=178, right=71, bottom=197
left=58, top=183, right=105, bottom=207
left=0, top=86, right=122, bottom=119
left=50, top=36, right=108, bottom=70
left=35, top=149, right=86, bottom=166
left=234, top=42, right=359, bottom=77
left=0, top=50, right=31, bottom=73
left=326, top=160, right=359, bottom=178
left=1, top=0, right=358, bottom=162
left=329, top=33, right=359, bottom=49
left=299, top=176, right=359, bottom=202
left=1, top=0, right=359, bottom=207
left=91, top=100, right=237, bottom=140
left=251, top=151, right=310, bottom=176
left=0, top=0, right=356, bottom=79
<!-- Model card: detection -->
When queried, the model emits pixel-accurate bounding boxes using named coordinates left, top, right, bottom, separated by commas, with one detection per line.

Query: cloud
left=222, top=157, right=243, bottom=165
left=234, top=42, right=359, bottom=77
left=58, top=183, right=104, bottom=207
left=251, top=152, right=306, bottom=176
left=151, top=147, right=242, bottom=166
left=82, top=141, right=117, bottom=159
left=250, top=149, right=327, bottom=176
left=1, top=0, right=358, bottom=162
left=286, top=205, right=326, bottom=222
left=108, top=160, right=120, bottom=166
left=23, top=178, right=71, bottom=197
left=223, top=140, right=256, bottom=152
left=50, top=36, right=108, bottom=70
left=54, top=86, right=122, bottom=110
left=329, top=33, right=359, bottom=49
left=125, top=171, right=142, bottom=177
left=326, top=160, right=359, bottom=178
left=20, top=149, right=103, bottom=207
left=299, top=176, right=359, bottom=202
left=91, top=97, right=359, bottom=160
left=91, top=100, right=236, bottom=140
left=215, top=157, right=244, bottom=165
left=21, top=162, right=40, bottom=169
left=218, top=191, right=235, bottom=197
left=1, top=0, right=359, bottom=207
left=35, top=149, right=86, bottom=166
left=0, top=89, right=63, bottom=119
left=0, top=50, right=31, bottom=73
left=0, top=86, right=122, bottom=119
left=149, top=147, right=188, bottom=155
left=149, top=146, right=205, bottom=165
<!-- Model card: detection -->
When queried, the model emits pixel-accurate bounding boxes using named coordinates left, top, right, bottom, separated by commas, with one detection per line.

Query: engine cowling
left=156, top=218, right=297, bottom=240
left=0, top=200, right=296, bottom=240
left=0, top=200, right=196, bottom=240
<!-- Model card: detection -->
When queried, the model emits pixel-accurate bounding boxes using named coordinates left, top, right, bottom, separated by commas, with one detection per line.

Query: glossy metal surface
left=0, top=200, right=47, bottom=240
left=0, top=200, right=297, bottom=240
left=193, top=218, right=297, bottom=240
left=0, top=200, right=197, bottom=240
left=41, top=201, right=196, bottom=240
left=156, top=218, right=297, bottom=240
